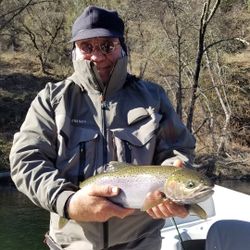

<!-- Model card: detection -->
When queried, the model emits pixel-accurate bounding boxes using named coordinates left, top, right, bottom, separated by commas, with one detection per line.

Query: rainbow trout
left=59, top=161, right=214, bottom=228
left=80, top=161, right=214, bottom=218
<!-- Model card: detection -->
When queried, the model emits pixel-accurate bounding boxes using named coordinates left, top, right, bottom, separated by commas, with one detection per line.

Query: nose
left=90, top=48, right=106, bottom=62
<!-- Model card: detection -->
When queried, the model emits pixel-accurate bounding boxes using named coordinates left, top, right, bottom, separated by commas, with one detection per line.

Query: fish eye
left=186, top=180, right=195, bottom=189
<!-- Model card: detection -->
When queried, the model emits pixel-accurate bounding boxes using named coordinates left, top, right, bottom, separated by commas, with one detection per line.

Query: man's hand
left=145, top=192, right=188, bottom=219
left=146, top=159, right=188, bottom=219
left=67, top=184, right=135, bottom=222
left=172, top=159, right=185, bottom=168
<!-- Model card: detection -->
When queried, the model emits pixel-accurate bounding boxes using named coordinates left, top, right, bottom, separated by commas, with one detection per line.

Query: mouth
left=97, top=65, right=112, bottom=71
left=175, top=187, right=214, bottom=204
left=192, top=188, right=214, bottom=203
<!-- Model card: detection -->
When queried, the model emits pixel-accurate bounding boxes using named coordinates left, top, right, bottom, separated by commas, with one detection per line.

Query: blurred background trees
left=0, top=0, right=249, bottom=170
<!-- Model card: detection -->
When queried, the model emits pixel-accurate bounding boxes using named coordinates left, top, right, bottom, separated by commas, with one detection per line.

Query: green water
left=0, top=183, right=49, bottom=250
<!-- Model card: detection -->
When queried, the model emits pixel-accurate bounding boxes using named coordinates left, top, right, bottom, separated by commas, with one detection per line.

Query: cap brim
left=70, top=28, right=122, bottom=42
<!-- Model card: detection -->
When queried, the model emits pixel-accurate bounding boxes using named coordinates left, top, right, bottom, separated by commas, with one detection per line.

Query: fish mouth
left=191, top=188, right=214, bottom=203
left=200, top=186, right=214, bottom=195
left=169, top=187, right=214, bottom=204
left=176, top=187, right=214, bottom=204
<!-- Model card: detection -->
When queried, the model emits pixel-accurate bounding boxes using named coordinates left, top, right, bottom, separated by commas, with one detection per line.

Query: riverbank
left=194, top=150, right=250, bottom=181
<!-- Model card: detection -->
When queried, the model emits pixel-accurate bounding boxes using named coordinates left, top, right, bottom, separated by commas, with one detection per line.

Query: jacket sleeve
left=9, top=83, right=78, bottom=217
left=153, top=86, right=196, bottom=166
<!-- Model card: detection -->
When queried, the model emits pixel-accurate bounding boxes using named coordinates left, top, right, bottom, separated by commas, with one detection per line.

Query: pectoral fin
left=186, top=204, right=208, bottom=219
left=141, top=192, right=166, bottom=211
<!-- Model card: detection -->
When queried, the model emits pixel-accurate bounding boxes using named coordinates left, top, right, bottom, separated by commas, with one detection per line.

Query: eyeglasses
left=78, top=40, right=120, bottom=55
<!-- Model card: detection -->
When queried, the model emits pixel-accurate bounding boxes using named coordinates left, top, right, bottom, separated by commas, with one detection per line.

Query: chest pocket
left=59, top=127, right=99, bottom=183
left=111, top=108, right=162, bottom=164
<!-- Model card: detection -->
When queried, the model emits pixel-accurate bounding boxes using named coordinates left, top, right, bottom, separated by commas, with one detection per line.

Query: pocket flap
left=113, top=113, right=162, bottom=146
left=55, top=114, right=99, bottom=147
left=127, top=108, right=150, bottom=125
left=112, top=129, right=151, bottom=146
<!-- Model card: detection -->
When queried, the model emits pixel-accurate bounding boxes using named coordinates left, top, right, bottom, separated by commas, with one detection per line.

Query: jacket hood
left=69, top=56, right=128, bottom=98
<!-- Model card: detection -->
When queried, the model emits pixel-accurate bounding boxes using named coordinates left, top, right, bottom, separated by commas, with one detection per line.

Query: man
left=10, top=5, right=196, bottom=250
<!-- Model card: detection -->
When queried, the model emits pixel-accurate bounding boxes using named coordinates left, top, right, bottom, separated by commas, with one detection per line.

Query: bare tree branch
left=186, top=0, right=221, bottom=131
left=0, top=0, right=54, bottom=30
left=204, top=37, right=247, bottom=52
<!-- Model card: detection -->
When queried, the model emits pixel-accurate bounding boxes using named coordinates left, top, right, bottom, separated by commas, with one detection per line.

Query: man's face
left=75, top=37, right=122, bottom=84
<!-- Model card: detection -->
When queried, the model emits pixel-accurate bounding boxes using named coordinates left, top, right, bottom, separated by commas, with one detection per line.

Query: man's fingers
left=147, top=205, right=172, bottom=219
left=88, top=185, right=120, bottom=197
left=163, top=200, right=188, bottom=218
left=146, top=200, right=188, bottom=219
left=143, top=190, right=166, bottom=210
left=173, top=159, right=184, bottom=168
left=87, top=185, right=135, bottom=219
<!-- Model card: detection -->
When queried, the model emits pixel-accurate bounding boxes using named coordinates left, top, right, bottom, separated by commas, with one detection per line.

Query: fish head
left=163, top=168, right=214, bottom=204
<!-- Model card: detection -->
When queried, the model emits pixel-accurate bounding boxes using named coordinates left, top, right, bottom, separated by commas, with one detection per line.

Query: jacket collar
left=69, top=56, right=128, bottom=97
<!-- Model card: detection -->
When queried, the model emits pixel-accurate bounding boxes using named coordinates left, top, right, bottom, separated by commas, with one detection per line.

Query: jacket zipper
left=124, top=141, right=132, bottom=163
left=101, top=94, right=108, bottom=166
left=78, top=142, right=85, bottom=183
left=101, top=94, right=109, bottom=249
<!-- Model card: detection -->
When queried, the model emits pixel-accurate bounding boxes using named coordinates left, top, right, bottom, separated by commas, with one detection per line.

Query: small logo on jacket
left=71, top=119, right=87, bottom=126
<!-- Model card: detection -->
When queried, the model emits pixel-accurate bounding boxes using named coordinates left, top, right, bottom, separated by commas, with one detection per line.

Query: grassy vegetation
left=0, top=52, right=59, bottom=171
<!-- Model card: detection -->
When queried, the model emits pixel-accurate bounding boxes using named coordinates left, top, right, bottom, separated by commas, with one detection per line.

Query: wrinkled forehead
left=76, top=37, right=119, bottom=45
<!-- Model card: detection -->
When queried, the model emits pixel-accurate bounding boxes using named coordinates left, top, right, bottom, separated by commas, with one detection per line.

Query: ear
left=119, top=37, right=127, bottom=55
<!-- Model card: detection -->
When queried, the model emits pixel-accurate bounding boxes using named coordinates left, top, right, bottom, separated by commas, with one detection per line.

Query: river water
left=0, top=182, right=49, bottom=250
left=0, top=180, right=249, bottom=250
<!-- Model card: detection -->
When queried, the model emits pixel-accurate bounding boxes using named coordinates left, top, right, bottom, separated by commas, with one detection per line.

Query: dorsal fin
left=104, top=161, right=132, bottom=173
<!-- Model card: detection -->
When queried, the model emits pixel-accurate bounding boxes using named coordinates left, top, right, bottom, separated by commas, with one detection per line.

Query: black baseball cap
left=70, top=6, right=125, bottom=42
